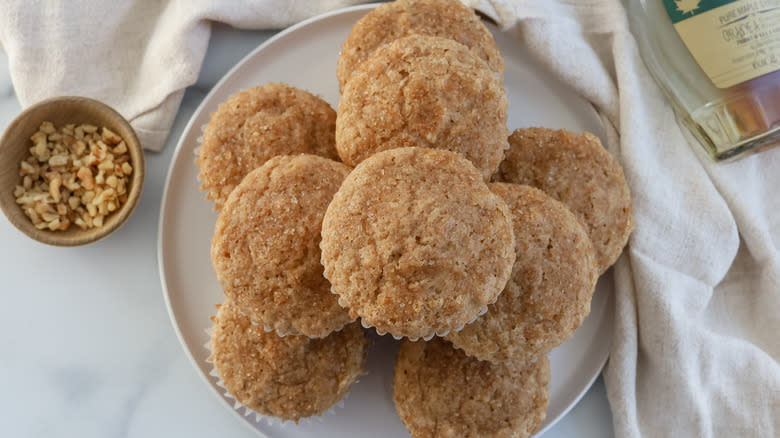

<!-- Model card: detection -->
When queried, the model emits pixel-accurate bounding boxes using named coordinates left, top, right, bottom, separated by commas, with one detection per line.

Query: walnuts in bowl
left=13, top=121, right=133, bottom=231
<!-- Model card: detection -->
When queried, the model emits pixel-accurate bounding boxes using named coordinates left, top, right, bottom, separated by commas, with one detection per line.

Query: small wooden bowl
left=0, top=96, right=145, bottom=246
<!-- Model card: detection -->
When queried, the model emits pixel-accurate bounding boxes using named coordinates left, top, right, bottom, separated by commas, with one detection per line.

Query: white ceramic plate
left=158, top=4, right=614, bottom=438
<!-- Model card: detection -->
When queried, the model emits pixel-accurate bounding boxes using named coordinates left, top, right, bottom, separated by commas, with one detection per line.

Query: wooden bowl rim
left=0, top=95, right=145, bottom=247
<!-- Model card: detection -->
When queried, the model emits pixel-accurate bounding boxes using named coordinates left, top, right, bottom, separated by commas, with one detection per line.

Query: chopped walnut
left=13, top=121, right=134, bottom=231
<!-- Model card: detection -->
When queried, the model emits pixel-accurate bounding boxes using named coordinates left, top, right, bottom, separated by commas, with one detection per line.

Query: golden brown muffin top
left=497, top=128, right=634, bottom=273
left=209, top=299, right=367, bottom=422
left=394, top=338, right=550, bottom=438
left=320, top=147, right=515, bottom=340
left=337, top=0, right=504, bottom=92
left=211, top=154, right=353, bottom=338
left=446, top=183, right=598, bottom=363
left=336, top=35, right=507, bottom=180
left=197, top=83, right=338, bottom=211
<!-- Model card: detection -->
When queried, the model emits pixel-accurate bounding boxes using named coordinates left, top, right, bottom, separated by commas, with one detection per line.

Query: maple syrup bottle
left=629, top=0, right=780, bottom=161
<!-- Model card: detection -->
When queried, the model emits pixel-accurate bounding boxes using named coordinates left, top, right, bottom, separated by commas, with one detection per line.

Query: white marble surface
left=0, top=24, right=614, bottom=438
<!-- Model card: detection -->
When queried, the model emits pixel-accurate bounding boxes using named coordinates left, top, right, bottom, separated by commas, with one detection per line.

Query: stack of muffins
left=197, top=0, right=634, bottom=436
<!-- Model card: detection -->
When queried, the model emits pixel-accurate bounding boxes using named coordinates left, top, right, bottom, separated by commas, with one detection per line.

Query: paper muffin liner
left=203, top=326, right=355, bottom=427
left=235, top=308, right=292, bottom=337
left=447, top=335, right=545, bottom=367
left=192, top=123, right=207, bottom=159
left=193, top=123, right=216, bottom=207
left=333, top=287, right=493, bottom=342
left=500, top=353, right=543, bottom=367
left=235, top=306, right=352, bottom=339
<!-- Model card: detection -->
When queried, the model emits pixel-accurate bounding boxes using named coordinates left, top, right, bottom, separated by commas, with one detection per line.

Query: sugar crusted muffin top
left=211, top=154, right=353, bottom=338
left=197, top=82, right=338, bottom=211
left=497, top=128, right=634, bottom=273
left=394, top=338, right=550, bottom=438
left=320, top=147, right=515, bottom=340
left=209, top=299, right=367, bottom=422
left=337, top=0, right=504, bottom=92
left=446, top=183, right=598, bottom=363
left=336, top=35, right=507, bottom=180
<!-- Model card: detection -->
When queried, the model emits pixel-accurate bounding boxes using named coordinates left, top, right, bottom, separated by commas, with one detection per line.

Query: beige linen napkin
left=0, top=0, right=366, bottom=151
left=2, top=1, right=777, bottom=436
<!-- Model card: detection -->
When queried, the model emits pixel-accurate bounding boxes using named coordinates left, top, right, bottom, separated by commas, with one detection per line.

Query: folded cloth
left=0, top=0, right=367, bottom=151
left=2, top=0, right=777, bottom=436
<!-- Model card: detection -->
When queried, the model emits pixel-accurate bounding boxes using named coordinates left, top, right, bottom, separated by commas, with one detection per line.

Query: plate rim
left=157, top=3, right=613, bottom=437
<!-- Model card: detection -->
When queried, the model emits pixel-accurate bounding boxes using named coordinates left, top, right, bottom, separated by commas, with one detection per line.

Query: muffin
left=337, top=0, right=504, bottom=91
left=496, top=128, right=634, bottom=273
left=211, top=154, right=353, bottom=338
left=320, top=147, right=515, bottom=340
left=336, top=35, right=508, bottom=180
left=196, top=83, right=338, bottom=211
left=208, top=299, right=368, bottom=422
left=446, top=183, right=598, bottom=363
left=394, top=338, right=550, bottom=438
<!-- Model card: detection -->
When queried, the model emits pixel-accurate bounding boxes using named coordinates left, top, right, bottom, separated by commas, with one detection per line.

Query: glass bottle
left=628, top=0, right=780, bottom=161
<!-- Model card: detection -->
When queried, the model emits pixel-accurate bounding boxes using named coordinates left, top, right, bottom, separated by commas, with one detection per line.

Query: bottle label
left=663, top=0, right=780, bottom=88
